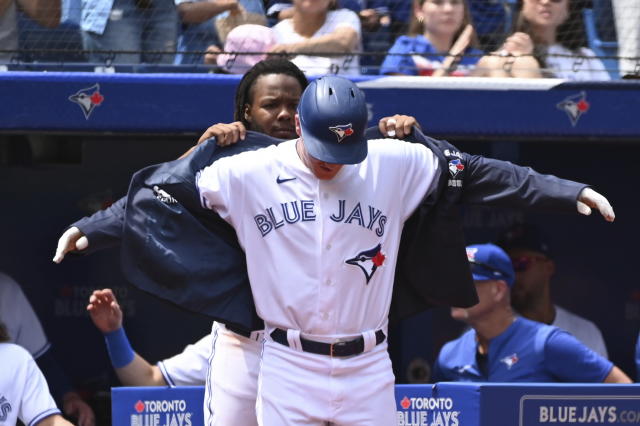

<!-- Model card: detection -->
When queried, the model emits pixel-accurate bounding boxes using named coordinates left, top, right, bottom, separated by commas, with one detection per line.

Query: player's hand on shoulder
left=87, top=288, right=123, bottom=333
left=52, top=227, right=88, bottom=264
left=378, top=115, right=422, bottom=139
left=62, top=391, right=95, bottom=426
left=197, top=121, right=247, bottom=146
left=577, top=187, right=615, bottom=222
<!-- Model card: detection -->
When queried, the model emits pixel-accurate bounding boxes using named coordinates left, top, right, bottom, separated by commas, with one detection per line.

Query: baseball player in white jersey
left=197, top=76, right=440, bottom=425
left=0, top=323, right=73, bottom=426
left=0, top=273, right=95, bottom=426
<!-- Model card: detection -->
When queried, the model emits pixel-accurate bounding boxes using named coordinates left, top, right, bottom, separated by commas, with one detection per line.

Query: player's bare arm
left=603, top=365, right=632, bottom=383
left=87, top=289, right=167, bottom=386
left=52, top=227, right=88, bottom=263
left=577, top=187, right=615, bottom=222
left=36, top=414, right=74, bottom=426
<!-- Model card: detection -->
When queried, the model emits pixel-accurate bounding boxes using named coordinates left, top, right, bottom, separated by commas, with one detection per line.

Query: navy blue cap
left=297, top=76, right=368, bottom=165
left=496, top=222, right=552, bottom=258
left=466, top=243, right=515, bottom=287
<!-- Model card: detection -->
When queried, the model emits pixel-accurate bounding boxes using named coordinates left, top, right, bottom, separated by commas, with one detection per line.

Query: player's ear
left=244, top=104, right=252, bottom=123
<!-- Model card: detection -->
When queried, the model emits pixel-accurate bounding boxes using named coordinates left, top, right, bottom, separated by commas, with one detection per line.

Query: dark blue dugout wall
left=0, top=74, right=638, bottom=410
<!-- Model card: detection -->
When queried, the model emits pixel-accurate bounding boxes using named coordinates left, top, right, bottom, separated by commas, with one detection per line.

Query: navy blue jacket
left=72, top=129, right=586, bottom=330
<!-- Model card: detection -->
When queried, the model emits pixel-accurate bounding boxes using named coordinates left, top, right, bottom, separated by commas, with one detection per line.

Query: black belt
left=224, top=323, right=253, bottom=338
left=270, top=328, right=386, bottom=357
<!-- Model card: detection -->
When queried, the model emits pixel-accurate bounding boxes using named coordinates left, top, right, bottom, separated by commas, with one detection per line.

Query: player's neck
left=473, top=307, right=516, bottom=348
left=515, top=293, right=555, bottom=325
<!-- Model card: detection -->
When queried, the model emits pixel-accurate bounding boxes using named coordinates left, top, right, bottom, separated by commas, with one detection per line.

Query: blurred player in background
left=0, top=272, right=95, bottom=426
left=433, top=243, right=631, bottom=383
left=0, top=321, right=75, bottom=426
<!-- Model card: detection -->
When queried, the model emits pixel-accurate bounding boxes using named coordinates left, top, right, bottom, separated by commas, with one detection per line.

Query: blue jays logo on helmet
left=345, top=243, right=386, bottom=284
left=68, top=84, right=104, bottom=119
left=448, top=159, right=464, bottom=177
left=328, top=123, right=354, bottom=143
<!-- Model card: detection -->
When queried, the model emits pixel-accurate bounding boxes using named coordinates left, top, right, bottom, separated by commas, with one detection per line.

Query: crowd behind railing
left=1, top=0, right=638, bottom=79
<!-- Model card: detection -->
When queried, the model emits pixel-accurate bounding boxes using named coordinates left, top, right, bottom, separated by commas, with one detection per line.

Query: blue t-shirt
left=379, top=34, right=482, bottom=76
left=433, top=317, right=613, bottom=383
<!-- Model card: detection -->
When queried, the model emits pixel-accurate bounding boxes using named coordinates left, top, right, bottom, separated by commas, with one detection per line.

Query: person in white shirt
left=269, top=0, right=362, bottom=75
left=474, top=0, right=611, bottom=81
left=0, top=322, right=73, bottom=426
left=497, top=222, right=609, bottom=358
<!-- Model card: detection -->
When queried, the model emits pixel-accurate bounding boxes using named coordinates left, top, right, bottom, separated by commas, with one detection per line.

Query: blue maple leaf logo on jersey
left=68, top=84, right=104, bottom=119
left=328, top=123, right=354, bottom=143
left=346, top=243, right=385, bottom=284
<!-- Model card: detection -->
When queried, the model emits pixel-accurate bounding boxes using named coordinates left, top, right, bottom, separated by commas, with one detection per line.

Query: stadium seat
left=583, top=0, right=619, bottom=78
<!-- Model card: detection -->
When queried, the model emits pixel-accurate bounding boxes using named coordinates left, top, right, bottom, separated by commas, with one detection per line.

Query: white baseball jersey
left=553, top=305, right=608, bottom=359
left=0, top=273, right=50, bottom=359
left=197, top=139, right=439, bottom=338
left=157, top=333, right=211, bottom=386
left=0, top=343, right=61, bottom=425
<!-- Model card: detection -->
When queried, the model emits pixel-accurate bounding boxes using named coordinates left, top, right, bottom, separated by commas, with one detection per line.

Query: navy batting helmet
left=297, top=76, right=368, bottom=165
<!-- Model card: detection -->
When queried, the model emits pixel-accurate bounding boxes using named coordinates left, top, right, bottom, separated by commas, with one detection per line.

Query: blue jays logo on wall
left=329, top=123, right=354, bottom=143
left=556, top=91, right=590, bottom=126
left=346, top=243, right=385, bottom=284
left=448, top=159, right=464, bottom=177
left=69, top=84, right=104, bottom=119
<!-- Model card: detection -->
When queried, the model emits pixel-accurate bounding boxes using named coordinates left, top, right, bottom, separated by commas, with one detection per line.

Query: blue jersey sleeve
left=543, top=329, right=613, bottom=382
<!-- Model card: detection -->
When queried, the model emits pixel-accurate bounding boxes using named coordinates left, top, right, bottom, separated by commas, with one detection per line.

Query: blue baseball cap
left=297, top=76, right=368, bottom=165
left=465, top=243, right=515, bottom=287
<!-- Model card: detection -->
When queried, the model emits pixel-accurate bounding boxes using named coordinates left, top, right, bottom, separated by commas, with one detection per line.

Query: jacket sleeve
left=460, top=154, right=588, bottom=213
left=70, top=196, right=127, bottom=254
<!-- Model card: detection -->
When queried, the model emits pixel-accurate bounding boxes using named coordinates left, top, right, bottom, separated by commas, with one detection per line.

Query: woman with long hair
left=474, top=0, right=610, bottom=80
left=379, top=0, right=483, bottom=76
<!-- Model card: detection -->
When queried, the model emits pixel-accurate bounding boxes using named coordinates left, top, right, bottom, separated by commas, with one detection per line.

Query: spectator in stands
left=87, top=288, right=210, bottom=386
left=0, top=272, right=95, bottom=426
left=0, top=322, right=75, bottom=426
left=215, top=24, right=276, bottom=73
left=473, top=0, right=611, bottom=80
left=497, top=222, right=609, bottom=358
left=80, top=0, right=178, bottom=64
left=0, top=0, right=60, bottom=62
left=432, top=243, right=631, bottom=383
left=612, top=0, right=640, bottom=77
left=173, top=0, right=240, bottom=65
left=269, top=0, right=362, bottom=75
left=379, top=0, right=483, bottom=76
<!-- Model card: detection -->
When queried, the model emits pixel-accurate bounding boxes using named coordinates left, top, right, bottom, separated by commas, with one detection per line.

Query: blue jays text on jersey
left=254, top=199, right=387, bottom=238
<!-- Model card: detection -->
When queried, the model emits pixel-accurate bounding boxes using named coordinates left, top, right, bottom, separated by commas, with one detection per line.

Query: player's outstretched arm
left=577, top=187, right=615, bottom=222
left=37, top=414, right=74, bottom=426
left=378, top=115, right=422, bottom=139
left=87, top=289, right=167, bottom=387
left=52, top=227, right=88, bottom=263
